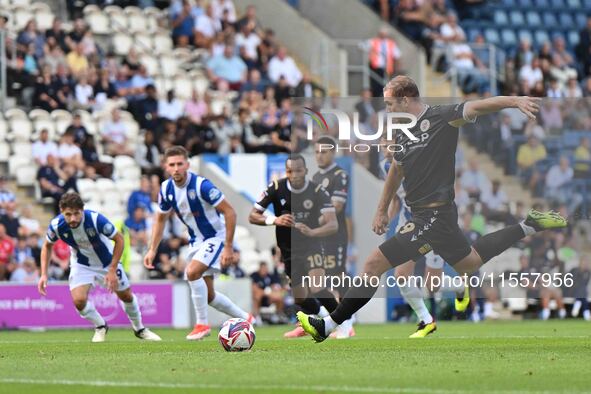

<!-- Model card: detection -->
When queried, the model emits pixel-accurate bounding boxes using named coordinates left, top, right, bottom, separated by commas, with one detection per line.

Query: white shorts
left=68, top=263, right=130, bottom=291
left=184, top=237, right=225, bottom=277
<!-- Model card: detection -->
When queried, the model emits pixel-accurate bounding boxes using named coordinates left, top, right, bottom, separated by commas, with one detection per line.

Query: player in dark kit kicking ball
left=298, top=75, right=568, bottom=342
left=249, top=154, right=343, bottom=338
left=312, top=136, right=355, bottom=339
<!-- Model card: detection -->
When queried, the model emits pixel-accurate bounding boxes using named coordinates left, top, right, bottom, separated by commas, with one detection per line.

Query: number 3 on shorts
left=399, top=222, right=415, bottom=234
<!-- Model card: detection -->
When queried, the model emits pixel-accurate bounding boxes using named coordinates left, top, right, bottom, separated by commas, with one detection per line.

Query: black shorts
left=323, top=238, right=348, bottom=278
left=379, top=202, right=471, bottom=267
left=282, top=244, right=325, bottom=287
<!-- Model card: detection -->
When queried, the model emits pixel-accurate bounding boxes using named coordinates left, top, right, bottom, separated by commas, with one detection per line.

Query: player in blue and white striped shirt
left=37, top=192, right=161, bottom=342
left=144, top=146, right=253, bottom=340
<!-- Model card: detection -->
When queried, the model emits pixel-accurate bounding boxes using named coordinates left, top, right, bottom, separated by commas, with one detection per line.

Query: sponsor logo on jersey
left=103, top=223, right=114, bottom=235
left=209, top=188, right=221, bottom=202
left=303, top=199, right=314, bottom=209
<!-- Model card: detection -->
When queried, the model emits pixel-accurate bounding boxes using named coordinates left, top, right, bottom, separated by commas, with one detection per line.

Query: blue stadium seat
left=510, top=11, right=525, bottom=25
left=535, top=30, right=550, bottom=46
left=566, top=0, right=581, bottom=7
left=584, top=0, right=591, bottom=9
left=501, top=29, right=518, bottom=47
left=568, top=30, right=580, bottom=47
left=467, top=28, right=481, bottom=42
left=518, top=29, right=533, bottom=43
left=494, top=10, right=509, bottom=25
left=502, top=0, right=517, bottom=6
left=543, top=12, right=558, bottom=28
left=551, top=0, right=565, bottom=7
left=559, top=12, right=575, bottom=27
left=518, top=0, right=534, bottom=7
left=575, top=13, right=587, bottom=28
left=526, top=11, right=542, bottom=26
left=484, top=28, right=501, bottom=45
left=564, top=131, right=583, bottom=148
left=536, top=0, right=550, bottom=6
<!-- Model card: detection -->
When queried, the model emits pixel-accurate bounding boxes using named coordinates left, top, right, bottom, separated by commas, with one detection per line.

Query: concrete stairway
left=8, top=179, right=54, bottom=228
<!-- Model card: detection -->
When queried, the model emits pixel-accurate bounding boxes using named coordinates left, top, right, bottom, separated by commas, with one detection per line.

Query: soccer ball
left=218, top=318, right=256, bottom=352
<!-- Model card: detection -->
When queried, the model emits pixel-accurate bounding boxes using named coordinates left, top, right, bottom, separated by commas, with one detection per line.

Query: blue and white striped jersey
left=45, top=210, right=118, bottom=268
left=158, top=172, right=226, bottom=244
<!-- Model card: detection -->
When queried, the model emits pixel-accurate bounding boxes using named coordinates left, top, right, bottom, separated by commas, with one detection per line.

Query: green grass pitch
left=1, top=321, right=590, bottom=394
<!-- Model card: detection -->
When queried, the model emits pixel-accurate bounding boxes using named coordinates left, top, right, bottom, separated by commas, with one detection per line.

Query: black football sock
left=313, top=289, right=339, bottom=313
left=473, top=224, right=526, bottom=264
left=298, top=297, right=321, bottom=315
left=330, top=279, right=379, bottom=325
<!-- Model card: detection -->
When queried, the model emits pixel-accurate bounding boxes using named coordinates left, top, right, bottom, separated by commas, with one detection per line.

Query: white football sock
left=79, top=301, right=106, bottom=327
left=323, top=316, right=338, bottom=334
left=317, top=306, right=330, bottom=318
left=399, top=284, right=433, bottom=324
left=121, top=294, right=144, bottom=331
left=189, top=278, right=208, bottom=325
left=209, top=292, right=249, bottom=319
left=519, top=221, right=536, bottom=236
left=558, top=308, right=567, bottom=319
left=437, top=275, right=466, bottom=293
left=572, top=300, right=581, bottom=317
left=541, top=308, right=550, bottom=320
left=583, top=310, right=590, bottom=321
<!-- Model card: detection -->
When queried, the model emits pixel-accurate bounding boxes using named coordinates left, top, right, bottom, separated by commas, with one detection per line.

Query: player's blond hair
left=384, top=75, right=420, bottom=98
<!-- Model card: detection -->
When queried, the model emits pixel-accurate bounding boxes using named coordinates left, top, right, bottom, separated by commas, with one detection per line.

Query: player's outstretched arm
left=459, top=96, right=541, bottom=127
left=38, top=239, right=53, bottom=296
left=373, top=160, right=404, bottom=235
left=215, top=199, right=237, bottom=268
left=144, top=211, right=169, bottom=269
left=105, top=233, right=124, bottom=293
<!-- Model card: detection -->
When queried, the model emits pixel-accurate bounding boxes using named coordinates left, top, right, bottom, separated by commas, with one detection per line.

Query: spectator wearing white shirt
left=18, top=205, right=41, bottom=236
left=74, top=74, right=94, bottom=109
left=439, top=12, right=466, bottom=44
left=158, top=90, right=184, bottom=122
left=32, top=129, right=58, bottom=166
left=194, top=3, right=221, bottom=49
left=460, top=158, right=491, bottom=199
left=236, top=21, right=261, bottom=69
left=545, top=156, right=582, bottom=214
left=58, top=130, right=84, bottom=171
left=9, top=258, right=39, bottom=283
left=519, top=57, right=543, bottom=89
left=268, top=46, right=302, bottom=88
left=564, top=77, right=583, bottom=98
left=452, top=43, right=489, bottom=95
left=481, top=180, right=510, bottom=223
left=211, top=0, right=236, bottom=23
left=546, top=77, right=564, bottom=98
left=102, top=109, right=133, bottom=156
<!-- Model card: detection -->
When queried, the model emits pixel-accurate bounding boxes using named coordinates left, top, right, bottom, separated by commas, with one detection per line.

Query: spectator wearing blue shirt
left=129, top=65, right=155, bottom=101
left=207, top=45, right=247, bottom=91
left=171, top=0, right=202, bottom=47
left=125, top=207, right=148, bottom=249
left=127, top=176, right=153, bottom=219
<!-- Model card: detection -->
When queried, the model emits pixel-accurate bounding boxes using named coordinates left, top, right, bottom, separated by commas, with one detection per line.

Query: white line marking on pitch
left=0, top=378, right=588, bottom=394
